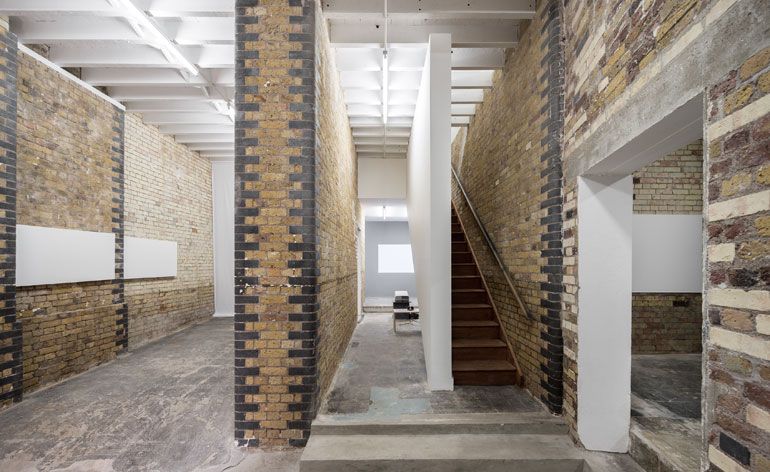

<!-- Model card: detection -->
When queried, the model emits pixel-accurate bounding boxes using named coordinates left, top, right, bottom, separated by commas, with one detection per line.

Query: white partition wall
left=407, top=34, right=453, bottom=391
left=212, top=161, right=235, bottom=317
left=577, top=175, right=633, bottom=452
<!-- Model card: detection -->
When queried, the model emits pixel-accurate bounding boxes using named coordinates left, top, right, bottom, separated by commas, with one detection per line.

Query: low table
left=392, top=307, right=419, bottom=332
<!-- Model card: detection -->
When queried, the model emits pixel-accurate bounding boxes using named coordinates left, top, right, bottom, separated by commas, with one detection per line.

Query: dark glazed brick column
left=539, top=0, right=565, bottom=415
left=112, top=113, right=127, bottom=351
left=234, top=0, right=317, bottom=448
left=0, top=26, right=19, bottom=408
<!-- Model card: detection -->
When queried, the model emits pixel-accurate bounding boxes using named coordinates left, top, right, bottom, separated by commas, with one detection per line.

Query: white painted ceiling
left=323, top=0, right=535, bottom=159
left=1, top=0, right=235, bottom=161
left=0, top=0, right=536, bottom=162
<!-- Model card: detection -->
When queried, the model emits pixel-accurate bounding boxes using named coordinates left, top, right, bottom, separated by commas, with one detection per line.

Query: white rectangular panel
left=17, top=225, right=115, bottom=286
left=632, top=214, right=702, bottom=293
left=377, top=244, right=414, bottom=273
left=125, top=237, right=177, bottom=279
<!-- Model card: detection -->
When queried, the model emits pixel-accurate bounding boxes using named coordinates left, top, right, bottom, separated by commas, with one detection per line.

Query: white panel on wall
left=377, top=244, right=414, bottom=273
left=359, top=158, right=407, bottom=200
left=632, top=214, right=702, bottom=293
left=212, top=161, right=235, bottom=317
left=125, top=237, right=177, bottom=279
left=17, top=225, right=115, bottom=286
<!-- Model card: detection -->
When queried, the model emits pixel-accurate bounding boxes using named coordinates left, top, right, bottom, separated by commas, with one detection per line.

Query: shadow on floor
left=630, top=353, right=702, bottom=472
left=320, top=312, right=543, bottom=421
left=0, top=318, right=301, bottom=472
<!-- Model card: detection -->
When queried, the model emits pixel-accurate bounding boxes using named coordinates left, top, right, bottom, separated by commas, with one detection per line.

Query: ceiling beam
left=323, top=0, right=536, bottom=20
left=451, top=48, right=504, bottom=70
left=186, top=142, right=234, bottom=151
left=0, top=0, right=118, bottom=16
left=329, top=20, right=519, bottom=48
left=159, top=124, right=234, bottom=134
left=11, top=16, right=140, bottom=42
left=145, top=0, right=235, bottom=17
left=125, top=100, right=220, bottom=112
left=45, top=43, right=233, bottom=68
left=155, top=17, right=234, bottom=44
left=139, top=112, right=233, bottom=124
left=174, top=133, right=234, bottom=144
left=81, top=68, right=233, bottom=87
left=108, top=86, right=209, bottom=100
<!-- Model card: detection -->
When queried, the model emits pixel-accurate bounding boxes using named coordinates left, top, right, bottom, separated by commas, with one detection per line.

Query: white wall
left=407, top=34, right=453, bottom=391
left=359, top=158, right=407, bottom=200
left=212, top=161, right=235, bottom=317
left=632, top=214, right=703, bottom=292
left=577, top=175, right=633, bottom=452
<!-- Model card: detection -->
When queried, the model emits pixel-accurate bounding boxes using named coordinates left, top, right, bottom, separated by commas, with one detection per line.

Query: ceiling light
left=382, top=50, right=388, bottom=125
left=109, top=0, right=199, bottom=76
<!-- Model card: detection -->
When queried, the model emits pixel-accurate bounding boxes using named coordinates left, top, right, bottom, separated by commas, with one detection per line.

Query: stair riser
left=452, top=265, right=478, bottom=276
left=452, top=347, right=510, bottom=361
left=451, top=277, right=483, bottom=289
left=452, top=308, right=494, bottom=320
left=452, top=252, right=474, bottom=263
left=301, top=459, right=585, bottom=472
left=310, top=422, right=570, bottom=436
left=452, top=326, right=499, bottom=339
left=451, top=232, right=465, bottom=242
left=453, top=370, right=519, bottom=386
left=452, top=291, right=489, bottom=304
left=451, top=224, right=462, bottom=233
left=452, top=242, right=469, bottom=252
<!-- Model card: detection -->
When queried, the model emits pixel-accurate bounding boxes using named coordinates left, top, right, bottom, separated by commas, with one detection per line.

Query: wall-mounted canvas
left=17, top=225, right=116, bottom=286
left=125, top=237, right=177, bottom=279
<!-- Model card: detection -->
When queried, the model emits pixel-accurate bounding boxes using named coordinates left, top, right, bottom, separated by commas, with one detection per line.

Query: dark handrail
left=451, top=165, right=532, bottom=320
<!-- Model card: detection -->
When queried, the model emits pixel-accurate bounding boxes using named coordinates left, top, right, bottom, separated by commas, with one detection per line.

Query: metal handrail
left=450, top=165, right=532, bottom=320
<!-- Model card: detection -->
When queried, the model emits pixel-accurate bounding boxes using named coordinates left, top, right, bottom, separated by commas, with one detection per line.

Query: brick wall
left=124, top=113, right=214, bottom=348
left=234, top=0, right=318, bottom=448
left=633, top=140, right=704, bottom=214
left=15, top=50, right=126, bottom=394
left=315, top=1, right=358, bottom=400
left=451, top=0, right=564, bottom=414
left=0, top=22, right=19, bottom=409
left=631, top=140, right=704, bottom=354
left=703, top=46, right=770, bottom=472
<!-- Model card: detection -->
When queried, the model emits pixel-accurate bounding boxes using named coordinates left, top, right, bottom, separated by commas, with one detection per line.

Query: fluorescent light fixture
left=110, top=0, right=199, bottom=76
left=382, top=50, right=388, bottom=125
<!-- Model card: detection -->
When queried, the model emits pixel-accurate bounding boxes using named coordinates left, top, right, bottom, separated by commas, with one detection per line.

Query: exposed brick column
left=234, top=0, right=317, bottom=448
left=112, top=113, right=127, bottom=351
left=539, top=0, right=565, bottom=415
left=0, top=24, right=19, bottom=408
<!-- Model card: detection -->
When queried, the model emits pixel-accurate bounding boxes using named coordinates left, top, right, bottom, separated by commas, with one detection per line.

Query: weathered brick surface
left=633, top=140, right=704, bottom=214
left=631, top=293, right=702, bottom=354
left=124, top=113, right=214, bottom=348
left=16, top=50, right=125, bottom=395
left=704, top=46, right=770, bottom=471
left=314, top=3, right=358, bottom=400
left=234, top=0, right=318, bottom=448
left=451, top=0, right=564, bottom=414
left=563, top=0, right=715, bottom=152
left=0, top=23, right=19, bottom=409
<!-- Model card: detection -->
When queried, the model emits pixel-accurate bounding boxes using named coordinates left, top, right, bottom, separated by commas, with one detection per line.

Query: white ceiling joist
left=159, top=124, right=234, bottom=135
left=451, top=48, right=504, bottom=70
left=330, top=20, right=520, bottom=48
left=144, top=0, right=235, bottom=17
left=108, top=86, right=209, bottom=100
left=323, top=0, right=536, bottom=20
left=173, top=133, right=233, bottom=144
left=81, top=68, right=233, bottom=87
left=140, top=112, right=233, bottom=125
left=125, top=100, right=221, bottom=112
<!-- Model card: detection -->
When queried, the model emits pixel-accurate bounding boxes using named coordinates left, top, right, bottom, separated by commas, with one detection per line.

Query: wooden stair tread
left=452, top=288, right=485, bottom=293
left=453, top=359, right=516, bottom=372
left=453, top=303, right=492, bottom=309
left=452, top=275, right=481, bottom=279
left=453, top=320, right=498, bottom=327
left=452, top=338, right=506, bottom=348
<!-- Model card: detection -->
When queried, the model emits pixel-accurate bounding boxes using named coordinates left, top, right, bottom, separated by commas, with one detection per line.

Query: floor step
left=452, top=288, right=488, bottom=304
left=452, top=263, right=478, bottom=276
left=453, top=359, right=518, bottom=385
left=452, top=303, right=494, bottom=320
left=452, top=251, right=474, bottom=263
left=453, top=338, right=509, bottom=361
left=452, top=275, right=483, bottom=289
left=452, top=320, right=499, bottom=339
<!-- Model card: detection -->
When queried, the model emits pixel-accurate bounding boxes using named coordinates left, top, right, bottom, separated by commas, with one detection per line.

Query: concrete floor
left=321, top=312, right=543, bottom=420
left=630, top=354, right=702, bottom=472
left=0, top=318, right=301, bottom=472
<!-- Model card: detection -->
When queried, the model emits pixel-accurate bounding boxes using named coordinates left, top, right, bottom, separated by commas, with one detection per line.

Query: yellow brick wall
left=124, top=113, right=214, bottom=348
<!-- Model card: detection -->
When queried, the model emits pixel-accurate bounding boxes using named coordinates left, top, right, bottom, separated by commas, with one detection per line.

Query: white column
left=212, top=161, right=235, bottom=317
left=407, top=33, right=453, bottom=390
left=576, top=174, right=633, bottom=452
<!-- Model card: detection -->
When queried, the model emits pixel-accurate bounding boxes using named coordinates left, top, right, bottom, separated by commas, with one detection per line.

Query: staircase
left=451, top=207, right=521, bottom=386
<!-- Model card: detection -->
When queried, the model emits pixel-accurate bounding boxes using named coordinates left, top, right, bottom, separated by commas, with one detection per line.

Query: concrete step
left=300, top=433, right=587, bottom=472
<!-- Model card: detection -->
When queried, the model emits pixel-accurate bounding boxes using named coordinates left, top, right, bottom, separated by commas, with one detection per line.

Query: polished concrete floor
left=0, top=318, right=301, bottom=472
left=320, top=312, right=543, bottom=420
left=630, top=353, right=702, bottom=472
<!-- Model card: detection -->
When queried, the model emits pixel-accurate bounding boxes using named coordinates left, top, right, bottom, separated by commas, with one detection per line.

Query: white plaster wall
left=406, top=34, right=453, bottom=391
left=577, top=175, right=633, bottom=452
left=212, top=161, right=235, bottom=317
left=359, top=158, right=407, bottom=200
left=632, top=214, right=703, bottom=293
